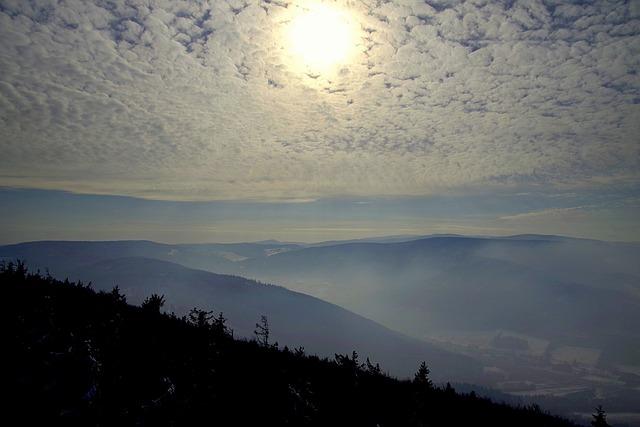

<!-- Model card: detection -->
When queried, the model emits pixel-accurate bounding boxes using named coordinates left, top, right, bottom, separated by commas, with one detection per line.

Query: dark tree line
left=3, top=261, right=583, bottom=426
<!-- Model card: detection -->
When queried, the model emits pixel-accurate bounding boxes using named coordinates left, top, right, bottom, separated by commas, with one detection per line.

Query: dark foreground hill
left=9, top=254, right=481, bottom=380
left=3, top=262, right=578, bottom=427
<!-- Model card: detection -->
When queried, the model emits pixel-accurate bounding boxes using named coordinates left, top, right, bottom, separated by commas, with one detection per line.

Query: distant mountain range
left=234, top=235, right=640, bottom=363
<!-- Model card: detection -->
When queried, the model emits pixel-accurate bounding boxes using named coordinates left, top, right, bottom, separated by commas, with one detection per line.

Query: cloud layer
left=0, top=0, right=638, bottom=200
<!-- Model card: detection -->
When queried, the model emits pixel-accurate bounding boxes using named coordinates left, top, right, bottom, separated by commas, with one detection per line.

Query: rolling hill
left=3, top=264, right=578, bottom=426
left=0, top=248, right=480, bottom=381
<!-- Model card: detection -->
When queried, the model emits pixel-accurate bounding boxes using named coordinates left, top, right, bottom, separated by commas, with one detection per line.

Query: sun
left=287, top=2, right=358, bottom=74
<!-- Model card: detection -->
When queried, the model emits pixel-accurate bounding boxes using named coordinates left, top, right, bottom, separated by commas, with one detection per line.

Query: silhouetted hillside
left=4, top=261, right=578, bottom=426
left=0, top=252, right=481, bottom=380
left=66, top=256, right=478, bottom=379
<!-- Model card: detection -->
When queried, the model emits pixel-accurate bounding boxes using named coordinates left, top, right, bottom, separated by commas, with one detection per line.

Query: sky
left=1, top=187, right=639, bottom=243
left=0, top=0, right=639, bottom=243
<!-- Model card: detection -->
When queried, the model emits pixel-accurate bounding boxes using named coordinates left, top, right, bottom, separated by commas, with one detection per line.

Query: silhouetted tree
left=414, top=361, right=433, bottom=389
left=212, top=311, right=231, bottom=337
left=335, top=351, right=361, bottom=378
left=188, top=308, right=214, bottom=329
left=444, top=382, right=455, bottom=395
left=1, top=260, right=29, bottom=281
left=141, top=293, right=165, bottom=313
left=591, top=406, right=610, bottom=427
left=110, top=286, right=126, bottom=304
left=254, top=315, right=270, bottom=346
left=365, top=357, right=382, bottom=376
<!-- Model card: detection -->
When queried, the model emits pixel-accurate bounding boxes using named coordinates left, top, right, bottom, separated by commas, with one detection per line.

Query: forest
left=3, top=261, right=588, bottom=426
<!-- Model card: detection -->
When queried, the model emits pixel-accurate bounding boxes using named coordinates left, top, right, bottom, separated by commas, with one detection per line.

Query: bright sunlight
left=287, top=2, right=358, bottom=74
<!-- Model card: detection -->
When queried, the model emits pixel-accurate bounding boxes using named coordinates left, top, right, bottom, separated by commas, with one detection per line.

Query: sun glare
left=287, top=2, right=357, bottom=74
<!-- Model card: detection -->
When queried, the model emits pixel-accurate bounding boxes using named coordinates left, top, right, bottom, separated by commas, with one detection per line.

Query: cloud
left=0, top=0, right=638, bottom=200
left=499, top=206, right=594, bottom=221
left=496, top=196, right=640, bottom=240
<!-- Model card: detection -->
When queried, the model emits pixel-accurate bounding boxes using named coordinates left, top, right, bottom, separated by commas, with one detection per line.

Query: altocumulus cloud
left=0, top=0, right=638, bottom=201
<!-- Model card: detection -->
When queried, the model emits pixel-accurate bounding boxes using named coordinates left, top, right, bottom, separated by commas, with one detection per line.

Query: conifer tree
left=141, top=293, right=165, bottom=313
left=591, top=406, right=610, bottom=427
left=188, top=308, right=214, bottom=329
left=254, top=315, right=270, bottom=346
left=414, top=361, right=433, bottom=389
left=212, top=311, right=231, bottom=337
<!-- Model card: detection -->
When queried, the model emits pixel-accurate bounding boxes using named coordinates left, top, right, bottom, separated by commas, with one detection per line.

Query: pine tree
left=591, top=405, right=610, bottom=427
left=365, top=357, right=382, bottom=376
left=141, top=293, right=165, bottom=313
left=414, top=361, right=433, bottom=389
left=109, top=286, right=127, bottom=304
left=254, top=315, right=270, bottom=346
left=212, top=312, right=231, bottom=337
left=188, top=308, right=214, bottom=329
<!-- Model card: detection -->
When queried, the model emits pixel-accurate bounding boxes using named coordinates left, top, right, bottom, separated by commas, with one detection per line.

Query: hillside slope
left=2, top=263, right=578, bottom=427
left=7, top=254, right=480, bottom=380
